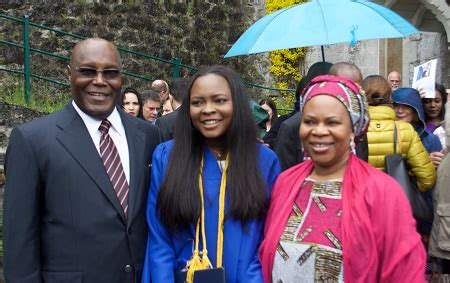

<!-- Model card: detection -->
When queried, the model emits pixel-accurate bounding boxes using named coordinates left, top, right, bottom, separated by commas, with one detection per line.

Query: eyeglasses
left=75, top=67, right=121, bottom=79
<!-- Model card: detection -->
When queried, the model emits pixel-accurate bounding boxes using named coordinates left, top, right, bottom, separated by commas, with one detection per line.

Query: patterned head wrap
left=300, top=75, right=370, bottom=139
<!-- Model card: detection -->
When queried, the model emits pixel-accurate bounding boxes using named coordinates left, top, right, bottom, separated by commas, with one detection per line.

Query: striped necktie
left=99, top=119, right=129, bottom=215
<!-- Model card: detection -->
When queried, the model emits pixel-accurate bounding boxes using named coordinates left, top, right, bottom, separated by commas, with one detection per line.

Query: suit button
left=127, top=228, right=132, bottom=235
left=124, top=264, right=133, bottom=273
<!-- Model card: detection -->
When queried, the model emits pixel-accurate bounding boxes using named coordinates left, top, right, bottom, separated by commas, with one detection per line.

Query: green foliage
left=266, top=0, right=307, bottom=110
left=187, top=1, right=194, bottom=16
left=0, top=76, right=71, bottom=113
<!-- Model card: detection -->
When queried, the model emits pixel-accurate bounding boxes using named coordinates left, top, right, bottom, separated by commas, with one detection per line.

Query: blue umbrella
left=225, top=0, right=418, bottom=60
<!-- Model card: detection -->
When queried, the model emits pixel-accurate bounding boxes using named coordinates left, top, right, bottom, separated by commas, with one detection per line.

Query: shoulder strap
left=394, top=121, right=402, bottom=154
left=393, top=123, right=397, bottom=154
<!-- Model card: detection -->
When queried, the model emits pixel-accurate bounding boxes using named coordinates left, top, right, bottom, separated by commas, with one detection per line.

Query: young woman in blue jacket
left=142, top=65, right=280, bottom=283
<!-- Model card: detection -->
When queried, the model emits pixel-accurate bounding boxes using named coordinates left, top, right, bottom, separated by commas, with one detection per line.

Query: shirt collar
left=72, top=100, right=125, bottom=137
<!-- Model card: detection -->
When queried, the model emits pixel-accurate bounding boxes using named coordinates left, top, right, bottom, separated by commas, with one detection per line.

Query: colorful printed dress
left=272, top=178, right=344, bottom=283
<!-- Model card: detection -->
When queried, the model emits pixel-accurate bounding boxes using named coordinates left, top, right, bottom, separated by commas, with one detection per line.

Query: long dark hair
left=118, top=87, right=144, bottom=119
left=157, top=65, right=266, bottom=232
left=259, top=98, right=278, bottom=126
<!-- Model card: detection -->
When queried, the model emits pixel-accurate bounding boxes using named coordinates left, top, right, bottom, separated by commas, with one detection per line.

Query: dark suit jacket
left=275, top=112, right=369, bottom=171
left=155, top=109, right=178, bottom=142
left=3, top=103, right=160, bottom=283
left=262, top=111, right=295, bottom=149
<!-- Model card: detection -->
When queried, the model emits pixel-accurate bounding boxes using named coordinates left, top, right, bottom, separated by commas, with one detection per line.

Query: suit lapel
left=120, top=111, right=146, bottom=223
left=56, top=104, right=127, bottom=223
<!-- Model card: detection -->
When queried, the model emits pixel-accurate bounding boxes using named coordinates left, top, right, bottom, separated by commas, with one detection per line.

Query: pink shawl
left=259, top=154, right=426, bottom=282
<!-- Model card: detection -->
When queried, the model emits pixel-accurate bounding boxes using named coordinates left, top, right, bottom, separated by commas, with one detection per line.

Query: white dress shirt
left=72, top=101, right=130, bottom=183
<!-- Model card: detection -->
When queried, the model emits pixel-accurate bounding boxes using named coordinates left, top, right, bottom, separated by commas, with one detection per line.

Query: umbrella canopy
left=225, top=0, right=419, bottom=58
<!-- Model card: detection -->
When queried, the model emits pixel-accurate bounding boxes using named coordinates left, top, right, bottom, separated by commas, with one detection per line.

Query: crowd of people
left=2, top=37, right=449, bottom=283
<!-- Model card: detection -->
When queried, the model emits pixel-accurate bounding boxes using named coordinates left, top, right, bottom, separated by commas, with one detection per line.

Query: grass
left=0, top=77, right=71, bottom=113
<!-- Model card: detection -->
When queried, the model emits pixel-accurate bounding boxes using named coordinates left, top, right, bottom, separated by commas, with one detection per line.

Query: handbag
left=175, top=154, right=228, bottom=283
left=384, top=122, right=433, bottom=223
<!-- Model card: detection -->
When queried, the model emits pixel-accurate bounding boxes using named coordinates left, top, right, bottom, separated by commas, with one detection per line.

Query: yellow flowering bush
left=266, top=0, right=306, bottom=108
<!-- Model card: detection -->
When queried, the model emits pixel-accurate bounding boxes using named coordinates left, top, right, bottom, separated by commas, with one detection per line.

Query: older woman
left=260, top=75, right=426, bottom=282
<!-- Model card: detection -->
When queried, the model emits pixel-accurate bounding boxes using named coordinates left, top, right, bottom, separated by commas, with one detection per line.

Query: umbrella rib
left=316, top=0, right=329, bottom=44
left=267, top=4, right=301, bottom=25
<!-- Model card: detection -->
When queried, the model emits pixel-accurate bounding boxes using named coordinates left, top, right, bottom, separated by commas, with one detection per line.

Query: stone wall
left=0, top=1, right=269, bottom=93
left=0, top=102, right=44, bottom=281
left=0, top=101, right=45, bottom=198
left=303, top=32, right=447, bottom=87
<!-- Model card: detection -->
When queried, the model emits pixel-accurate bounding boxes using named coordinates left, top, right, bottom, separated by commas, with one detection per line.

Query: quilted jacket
left=367, top=105, right=436, bottom=191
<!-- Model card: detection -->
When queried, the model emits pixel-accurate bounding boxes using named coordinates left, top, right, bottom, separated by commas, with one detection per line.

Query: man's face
left=388, top=72, right=401, bottom=90
left=68, top=40, right=122, bottom=120
left=143, top=100, right=160, bottom=122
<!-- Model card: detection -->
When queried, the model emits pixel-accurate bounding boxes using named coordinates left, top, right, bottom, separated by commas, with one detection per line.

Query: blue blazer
left=142, top=141, right=280, bottom=283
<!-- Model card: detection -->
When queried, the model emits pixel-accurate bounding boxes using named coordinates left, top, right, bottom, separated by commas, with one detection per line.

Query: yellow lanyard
left=186, top=153, right=229, bottom=283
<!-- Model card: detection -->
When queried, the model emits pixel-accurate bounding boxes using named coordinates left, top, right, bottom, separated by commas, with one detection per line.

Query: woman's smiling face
left=189, top=73, right=233, bottom=142
left=423, top=90, right=443, bottom=120
left=300, top=95, right=353, bottom=170
left=394, top=103, right=417, bottom=123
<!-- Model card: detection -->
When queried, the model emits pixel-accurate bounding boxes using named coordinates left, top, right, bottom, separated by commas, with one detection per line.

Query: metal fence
left=0, top=13, right=294, bottom=103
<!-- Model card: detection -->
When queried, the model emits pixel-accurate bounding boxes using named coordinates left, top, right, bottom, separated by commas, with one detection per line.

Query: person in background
left=329, top=62, right=363, bottom=85
left=151, top=79, right=170, bottom=101
left=393, top=87, right=441, bottom=273
left=142, top=90, right=161, bottom=124
left=118, top=87, right=143, bottom=119
left=423, top=83, right=447, bottom=133
left=3, top=38, right=161, bottom=283
left=156, top=78, right=189, bottom=141
left=250, top=99, right=270, bottom=139
left=260, top=75, right=426, bottom=282
left=429, top=100, right=450, bottom=274
left=142, top=65, right=280, bottom=282
left=363, top=75, right=435, bottom=191
left=388, top=70, right=401, bottom=90
left=393, top=88, right=442, bottom=157
left=263, top=62, right=333, bottom=149
left=162, top=98, right=173, bottom=116
left=423, top=83, right=447, bottom=148
left=259, top=98, right=278, bottom=133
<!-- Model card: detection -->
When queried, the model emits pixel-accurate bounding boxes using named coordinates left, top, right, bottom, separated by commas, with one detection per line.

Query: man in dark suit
left=3, top=38, right=160, bottom=283
left=156, top=78, right=188, bottom=141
